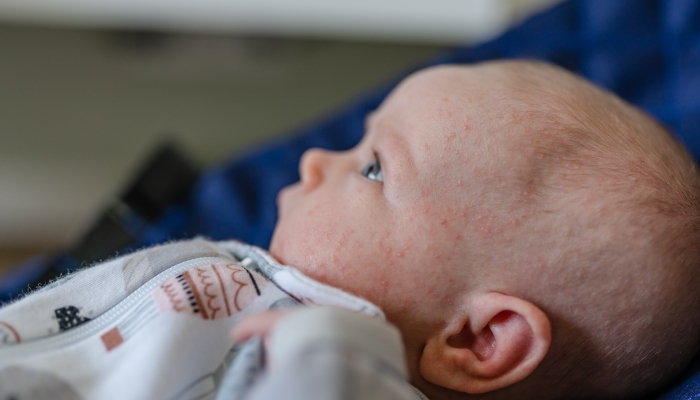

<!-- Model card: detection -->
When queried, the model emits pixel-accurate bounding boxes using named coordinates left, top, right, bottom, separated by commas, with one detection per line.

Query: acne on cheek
left=415, top=206, right=469, bottom=259
left=374, top=229, right=416, bottom=268
left=283, top=209, right=337, bottom=261
left=442, top=132, right=457, bottom=152
left=377, top=230, right=397, bottom=266
left=305, top=203, right=325, bottom=217
left=321, top=224, right=371, bottom=273
left=333, top=227, right=356, bottom=254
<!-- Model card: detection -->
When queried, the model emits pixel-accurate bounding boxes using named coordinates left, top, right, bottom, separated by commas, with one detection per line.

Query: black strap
left=21, top=142, right=199, bottom=296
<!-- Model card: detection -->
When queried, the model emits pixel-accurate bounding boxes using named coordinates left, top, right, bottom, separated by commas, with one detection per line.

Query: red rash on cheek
left=306, top=203, right=323, bottom=217
left=333, top=227, right=356, bottom=257
left=376, top=230, right=398, bottom=267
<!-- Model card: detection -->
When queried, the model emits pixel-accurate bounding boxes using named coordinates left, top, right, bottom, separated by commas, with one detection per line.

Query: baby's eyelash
left=361, top=155, right=383, bottom=183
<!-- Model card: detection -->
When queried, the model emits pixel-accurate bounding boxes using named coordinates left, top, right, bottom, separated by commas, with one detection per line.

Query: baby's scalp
left=479, top=61, right=700, bottom=398
left=272, top=60, right=700, bottom=399
left=413, top=61, right=700, bottom=399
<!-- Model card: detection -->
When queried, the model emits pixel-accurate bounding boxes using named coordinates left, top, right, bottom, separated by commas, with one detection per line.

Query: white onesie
left=0, top=239, right=427, bottom=400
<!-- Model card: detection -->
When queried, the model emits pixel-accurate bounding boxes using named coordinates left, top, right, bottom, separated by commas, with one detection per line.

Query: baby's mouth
left=276, top=183, right=300, bottom=216
left=276, top=187, right=286, bottom=208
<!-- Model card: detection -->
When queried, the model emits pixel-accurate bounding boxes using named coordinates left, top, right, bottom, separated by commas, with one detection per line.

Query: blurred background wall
left=0, top=0, right=561, bottom=269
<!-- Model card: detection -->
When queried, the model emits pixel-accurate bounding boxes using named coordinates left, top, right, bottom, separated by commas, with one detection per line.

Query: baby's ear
left=419, top=292, right=551, bottom=394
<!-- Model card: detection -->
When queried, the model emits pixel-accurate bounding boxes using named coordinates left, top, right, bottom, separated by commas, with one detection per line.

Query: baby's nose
left=299, top=148, right=334, bottom=190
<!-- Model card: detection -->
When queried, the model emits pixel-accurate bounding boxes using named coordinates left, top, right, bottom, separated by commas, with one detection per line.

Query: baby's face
left=270, top=65, right=532, bottom=336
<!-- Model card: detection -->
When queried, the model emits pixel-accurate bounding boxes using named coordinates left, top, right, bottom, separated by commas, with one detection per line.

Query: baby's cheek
left=274, top=205, right=342, bottom=269
left=275, top=194, right=398, bottom=303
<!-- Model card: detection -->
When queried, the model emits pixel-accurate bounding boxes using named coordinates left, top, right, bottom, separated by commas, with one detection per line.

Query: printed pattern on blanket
left=153, top=263, right=267, bottom=318
left=0, top=239, right=383, bottom=400
left=0, top=239, right=233, bottom=345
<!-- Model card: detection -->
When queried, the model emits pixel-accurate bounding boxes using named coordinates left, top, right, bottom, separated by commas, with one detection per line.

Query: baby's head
left=270, top=60, right=700, bottom=399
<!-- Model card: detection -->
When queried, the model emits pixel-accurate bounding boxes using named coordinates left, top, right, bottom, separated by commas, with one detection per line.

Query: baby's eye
left=361, top=157, right=383, bottom=183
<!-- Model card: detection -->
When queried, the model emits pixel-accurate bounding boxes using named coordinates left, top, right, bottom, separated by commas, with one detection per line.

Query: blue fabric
left=659, top=355, right=700, bottom=399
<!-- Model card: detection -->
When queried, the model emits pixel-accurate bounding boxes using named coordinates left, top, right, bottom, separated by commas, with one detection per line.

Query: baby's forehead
left=376, top=64, right=635, bottom=208
left=385, top=67, right=556, bottom=151
left=391, top=69, right=549, bottom=138
left=400, top=63, right=550, bottom=95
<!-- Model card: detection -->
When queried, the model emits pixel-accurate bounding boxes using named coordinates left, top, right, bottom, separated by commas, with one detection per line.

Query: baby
left=0, top=60, right=698, bottom=400
left=241, top=60, right=700, bottom=399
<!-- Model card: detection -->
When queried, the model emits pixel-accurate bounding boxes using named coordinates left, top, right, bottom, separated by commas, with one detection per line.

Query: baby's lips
left=276, top=187, right=287, bottom=208
left=276, top=183, right=300, bottom=212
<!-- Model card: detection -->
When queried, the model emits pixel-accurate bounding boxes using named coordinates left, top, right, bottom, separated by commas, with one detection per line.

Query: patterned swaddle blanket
left=0, top=239, right=383, bottom=400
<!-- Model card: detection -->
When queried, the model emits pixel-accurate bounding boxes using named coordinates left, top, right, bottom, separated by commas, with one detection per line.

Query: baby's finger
left=231, top=310, right=292, bottom=343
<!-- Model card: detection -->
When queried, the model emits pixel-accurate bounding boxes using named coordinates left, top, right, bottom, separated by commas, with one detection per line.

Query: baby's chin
left=268, top=231, right=325, bottom=283
left=268, top=228, right=293, bottom=267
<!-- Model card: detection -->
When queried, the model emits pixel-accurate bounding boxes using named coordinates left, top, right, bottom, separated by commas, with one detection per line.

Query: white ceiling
left=0, top=0, right=561, bottom=44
